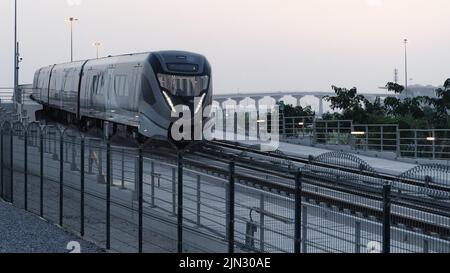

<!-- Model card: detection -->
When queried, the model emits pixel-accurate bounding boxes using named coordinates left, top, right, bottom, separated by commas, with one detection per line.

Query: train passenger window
left=97, top=74, right=105, bottom=95
left=91, top=75, right=99, bottom=95
left=114, top=75, right=128, bottom=97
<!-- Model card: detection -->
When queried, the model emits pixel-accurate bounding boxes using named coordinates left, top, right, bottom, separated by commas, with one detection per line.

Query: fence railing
left=275, top=116, right=450, bottom=160
left=0, top=89, right=14, bottom=104
left=350, top=124, right=400, bottom=154
left=1, top=120, right=449, bottom=253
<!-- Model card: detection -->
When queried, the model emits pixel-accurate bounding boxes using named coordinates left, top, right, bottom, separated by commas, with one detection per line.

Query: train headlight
left=195, top=93, right=206, bottom=114
left=162, top=91, right=177, bottom=113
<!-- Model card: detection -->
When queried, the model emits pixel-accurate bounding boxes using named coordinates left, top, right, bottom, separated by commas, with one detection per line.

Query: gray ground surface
left=0, top=200, right=104, bottom=253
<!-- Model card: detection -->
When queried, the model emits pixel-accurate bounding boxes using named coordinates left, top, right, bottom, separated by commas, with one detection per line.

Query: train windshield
left=157, top=74, right=209, bottom=97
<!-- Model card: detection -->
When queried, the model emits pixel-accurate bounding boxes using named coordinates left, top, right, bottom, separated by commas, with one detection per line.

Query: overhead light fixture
left=257, top=120, right=266, bottom=123
left=298, top=122, right=305, bottom=126
left=426, top=137, right=436, bottom=141
left=351, top=131, right=366, bottom=136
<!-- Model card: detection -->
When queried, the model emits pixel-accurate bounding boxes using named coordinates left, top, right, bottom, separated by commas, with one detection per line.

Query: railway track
left=143, top=144, right=450, bottom=238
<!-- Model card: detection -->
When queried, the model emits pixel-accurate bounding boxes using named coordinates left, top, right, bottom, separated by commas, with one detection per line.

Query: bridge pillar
left=316, top=96, right=324, bottom=117
left=271, top=96, right=284, bottom=104
left=294, top=96, right=304, bottom=107
left=235, top=98, right=247, bottom=108
left=214, top=98, right=228, bottom=109
left=365, top=95, right=377, bottom=104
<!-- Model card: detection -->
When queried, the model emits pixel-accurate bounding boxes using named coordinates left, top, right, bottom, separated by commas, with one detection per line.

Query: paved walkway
left=231, top=132, right=418, bottom=176
left=275, top=142, right=418, bottom=176
left=0, top=200, right=103, bottom=253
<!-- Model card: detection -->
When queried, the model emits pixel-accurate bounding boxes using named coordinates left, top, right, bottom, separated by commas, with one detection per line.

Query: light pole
left=93, top=42, right=102, bottom=59
left=69, top=17, right=78, bottom=62
left=14, top=0, right=18, bottom=103
left=404, top=39, right=408, bottom=92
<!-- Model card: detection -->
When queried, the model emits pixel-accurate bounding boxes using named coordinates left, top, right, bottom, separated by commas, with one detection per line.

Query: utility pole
left=404, top=39, right=408, bottom=92
left=14, top=0, right=18, bottom=103
left=69, top=17, right=78, bottom=62
left=93, top=42, right=102, bottom=59
left=394, top=69, right=398, bottom=84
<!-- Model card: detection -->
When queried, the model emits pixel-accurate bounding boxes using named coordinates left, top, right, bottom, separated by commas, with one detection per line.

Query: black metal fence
left=1, top=120, right=450, bottom=253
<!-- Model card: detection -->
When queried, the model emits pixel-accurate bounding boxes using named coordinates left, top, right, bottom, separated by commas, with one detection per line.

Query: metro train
left=32, top=50, right=213, bottom=141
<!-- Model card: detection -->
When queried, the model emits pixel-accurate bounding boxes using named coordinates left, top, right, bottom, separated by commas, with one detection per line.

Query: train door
left=105, top=67, right=115, bottom=112
left=131, top=64, right=142, bottom=110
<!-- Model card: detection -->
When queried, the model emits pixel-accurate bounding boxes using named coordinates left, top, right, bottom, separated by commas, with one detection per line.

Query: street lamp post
left=69, top=17, right=78, bottom=62
left=404, top=39, right=408, bottom=92
left=14, top=0, right=18, bottom=103
left=93, top=42, right=102, bottom=59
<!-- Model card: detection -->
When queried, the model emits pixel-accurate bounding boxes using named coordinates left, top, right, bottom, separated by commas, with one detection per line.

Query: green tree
left=325, top=86, right=365, bottom=112
left=385, top=82, right=405, bottom=94
left=279, top=103, right=315, bottom=117
left=324, top=86, right=368, bottom=123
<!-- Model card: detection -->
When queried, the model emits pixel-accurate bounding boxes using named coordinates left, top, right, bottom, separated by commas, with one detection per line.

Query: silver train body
left=32, top=51, right=213, bottom=140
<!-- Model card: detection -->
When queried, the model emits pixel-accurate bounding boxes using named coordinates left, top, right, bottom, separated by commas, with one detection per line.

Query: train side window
left=114, top=75, right=128, bottom=97
left=91, top=75, right=99, bottom=95
left=97, top=74, right=105, bottom=95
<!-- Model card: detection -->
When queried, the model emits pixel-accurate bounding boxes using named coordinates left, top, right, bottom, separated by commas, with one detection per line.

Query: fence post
left=106, top=140, right=111, bottom=250
left=196, top=174, right=201, bottom=226
left=71, top=135, right=77, bottom=171
left=98, top=142, right=104, bottom=184
left=65, top=135, right=69, bottom=162
left=177, top=151, right=184, bottom=253
left=256, top=108, right=260, bottom=140
left=414, top=130, right=418, bottom=159
left=432, top=129, right=436, bottom=159
left=380, top=126, right=384, bottom=152
left=234, top=112, right=238, bottom=138
left=138, top=147, right=143, bottom=253
left=121, top=148, right=125, bottom=189
left=1, top=128, right=3, bottom=200
left=294, top=171, right=302, bottom=253
left=365, top=126, right=369, bottom=151
left=259, top=194, right=265, bottom=252
left=40, top=130, right=44, bottom=217
left=337, top=121, right=341, bottom=144
left=355, top=221, right=361, bottom=253
left=396, top=126, right=401, bottom=158
left=80, top=138, right=85, bottom=237
left=10, top=130, right=13, bottom=203
left=24, top=130, right=28, bottom=210
left=172, top=167, right=176, bottom=216
left=312, top=121, right=317, bottom=145
left=59, top=134, right=64, bottom=227
left=223, top=108, right=227, bottom=138
left=301, top=206, right=308, bottom=253
left=150, top=161, right=155, bottom=207
left=382, top=183, right=391, bottom=253
left=228, top=161, right=235, bottom=254
left=52, top=132, right=58, bottom=160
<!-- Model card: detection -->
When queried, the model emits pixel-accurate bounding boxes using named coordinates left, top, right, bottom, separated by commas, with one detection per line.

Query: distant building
left=401, top=84, right=439, bottom=99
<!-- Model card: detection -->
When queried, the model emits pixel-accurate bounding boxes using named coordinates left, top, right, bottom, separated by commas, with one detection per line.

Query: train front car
left=140, top=51, right=212, bottom=143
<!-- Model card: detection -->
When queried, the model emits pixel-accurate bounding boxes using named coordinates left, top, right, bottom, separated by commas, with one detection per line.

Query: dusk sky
left=1, top=0, right=449, bottom=94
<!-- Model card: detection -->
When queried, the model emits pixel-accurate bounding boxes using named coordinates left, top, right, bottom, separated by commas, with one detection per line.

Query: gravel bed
left=0, top=200, right=104, bottom=253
